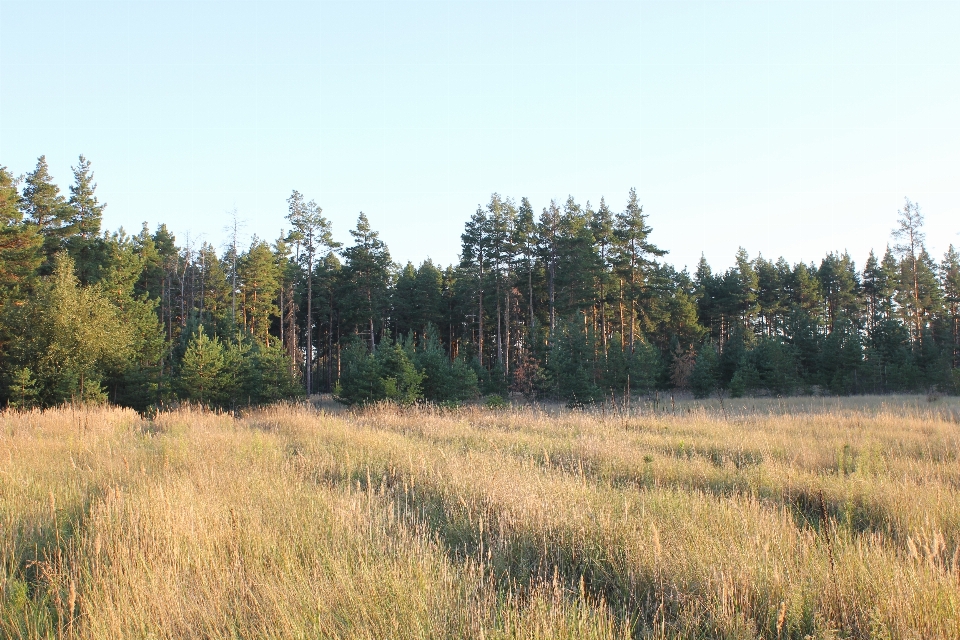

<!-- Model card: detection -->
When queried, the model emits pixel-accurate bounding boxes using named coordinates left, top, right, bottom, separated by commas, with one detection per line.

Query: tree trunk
left=478, top=285, right=484, bottom=367
left=369, top=303, right=375, bottom=353
left=328, top=305, right=334, bottom=391
left=548, top=258, right=555, bottom=339
left=528, top=261, right=534, bottom=346
left=629, top=253, right=637, bottom=353
left=496, top=276, right=502, bottom=366
left=600, top=280, right=607, bottom=355
left=618, top=279, right=625, bottom=345
left=305, top=249, right=313, bottom=395
left=505, top=287, right=511, bottom=374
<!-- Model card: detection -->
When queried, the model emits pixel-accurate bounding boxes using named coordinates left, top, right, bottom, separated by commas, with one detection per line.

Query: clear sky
left=1, top=1, right=957, bottom=272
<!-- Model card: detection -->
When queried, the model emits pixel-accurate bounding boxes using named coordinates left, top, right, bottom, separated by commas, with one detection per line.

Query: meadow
left=1, top=396, right=958, bottom=639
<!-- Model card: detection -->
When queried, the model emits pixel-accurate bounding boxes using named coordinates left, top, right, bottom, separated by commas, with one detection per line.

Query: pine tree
left=195, top=241, right=232, bottom=331
left=22, top=156, right=70, bottom=269
left=486, top=194, right=515, bottom=371
left=548, top=318, right=601, bottom=407
left=238, top=239, right=280, bottom=346
left=0, top=166, right=42, bottom=297
left=393, top=262, right=420, bottom=341
left=818, top=251, right=859, bottom=333
left=414, top=325, right=478, bottom=403
left=695, top=255, right=720, bottom=342
left=892, top=198, right=926, bottom=341
left=591, top=197, right=616, bottom=353
left=65, top=155, right=107, bottom=284
left=7, top=367, right=38, bottom=410
left=375, top=340, right=423, bottom=405
left=461, top=206, right=490, bottom=365
left=786, top=262, right=823, bottom=316
left=612, top=188, right=665, bottom=351
left=7, top=254, right=133, bottom=405
left=537, top=200, right=561, bottom=339
left=341, top=213, right=392, bottom=353
left=395, top=260, right=443, bottom=342
left=286, top=191, right=337, bottom=393
left=97, top=230, right=165, bottom=409
left=728, top=248, right=759, bottom=333
left=862, top=250, right=885, bottom=339
left=941, top=246, right=960, bottom=368
left=689, top=343, right=720, bottom=399
left=178, top=328, right=226, bottom=405
left=556, top=196, right=599, bottom=322
left=272, top=234, right=299, bottom=376
left=336, top=341, right=381, bottom=405
left=313, top=252, right=342, bottom=392
left=513, top=197, right=538, bottom=347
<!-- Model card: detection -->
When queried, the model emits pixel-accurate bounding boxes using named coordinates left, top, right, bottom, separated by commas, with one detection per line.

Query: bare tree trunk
left=505, top=287, right=511, bottom=374
left=912, top=240, right=921, bottom=343
left=369, top=291, right=375, bottom=353
left=528, top=261, right=534, bottom=346
left=328, top=304, right=334, bottom=390
left=548, top=258, right=555, bottom=339
left=285, top=283, right=297, bottom=378
left=477, top=257, right=485, bottom=367
left=496, top=277, right=502, bottom=366
left=478, top=288, right=484, bottom=367
left=305, top=250, right=313, bottom=395
left=629, top=255, right=637, bottom=353
left=600, top=281, right=607, bottom=355
left=199, top=250, right=205, bottom=320
left=618, top=280, right=625, bottom=346
left=179, top=252, right=187, bottom=328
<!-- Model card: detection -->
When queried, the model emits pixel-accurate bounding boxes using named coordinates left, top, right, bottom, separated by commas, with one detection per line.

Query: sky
left=0, top=0, right=957, bottom=273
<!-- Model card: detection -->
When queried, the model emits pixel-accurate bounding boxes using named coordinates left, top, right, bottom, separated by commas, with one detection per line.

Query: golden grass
left=1, top=396, right=958, bottom=638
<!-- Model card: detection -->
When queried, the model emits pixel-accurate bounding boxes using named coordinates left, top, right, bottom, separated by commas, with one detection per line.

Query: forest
left=0, top=155, right=957, bottom=410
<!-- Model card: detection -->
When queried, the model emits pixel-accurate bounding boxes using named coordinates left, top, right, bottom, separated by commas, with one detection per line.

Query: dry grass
left=1, top=396, right=958, bottom=638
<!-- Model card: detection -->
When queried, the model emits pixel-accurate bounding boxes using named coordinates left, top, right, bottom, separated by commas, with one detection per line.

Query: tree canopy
left=0, top=154, right=958, bottom=410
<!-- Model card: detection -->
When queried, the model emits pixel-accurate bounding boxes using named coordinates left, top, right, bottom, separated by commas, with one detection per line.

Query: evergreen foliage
left=335, top=339, right=424, bottom=406
left=178, top=328, right=226, bottom=406
left=689, top=344, right=720, bottom=399
left=0, top=155, right=958, bottom=409
left=412, top=327, right=479, bottom=404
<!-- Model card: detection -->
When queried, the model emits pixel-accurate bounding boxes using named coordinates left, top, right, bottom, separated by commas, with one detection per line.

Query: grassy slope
left=1, top=396, right=958, bottom=639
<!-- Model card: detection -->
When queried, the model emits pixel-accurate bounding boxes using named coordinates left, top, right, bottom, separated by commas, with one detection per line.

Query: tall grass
left=1, top=397, right=958, bottom=638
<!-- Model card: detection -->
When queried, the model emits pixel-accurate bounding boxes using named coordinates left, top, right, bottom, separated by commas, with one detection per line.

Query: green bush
left=336, top=339, right=424, bottom=406
left=413, top=326, right=479, bottom=403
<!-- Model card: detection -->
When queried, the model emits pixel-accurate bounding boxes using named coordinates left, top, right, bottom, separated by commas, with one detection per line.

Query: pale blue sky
left=1, top=1, right=957, bottom=271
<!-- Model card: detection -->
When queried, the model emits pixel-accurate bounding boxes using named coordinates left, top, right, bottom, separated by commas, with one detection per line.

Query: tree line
left=0, top=155, right=957, bottom=409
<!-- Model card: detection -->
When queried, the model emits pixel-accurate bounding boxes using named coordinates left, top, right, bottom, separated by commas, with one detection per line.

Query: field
left=1, top=396, right=959, bottom=639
